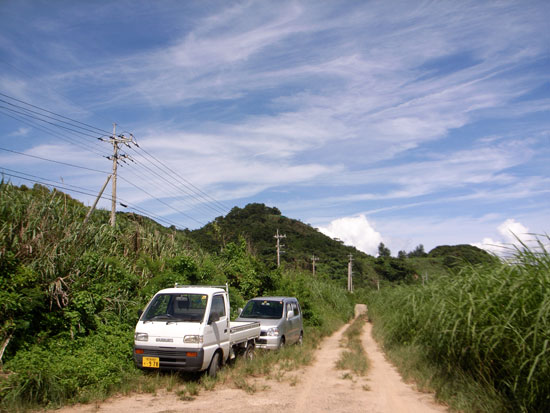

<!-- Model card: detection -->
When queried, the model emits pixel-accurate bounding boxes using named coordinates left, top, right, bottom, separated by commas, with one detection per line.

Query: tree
left=408, top=244, right=427, bottom=258
left=378, top=242, right=391, bottom=258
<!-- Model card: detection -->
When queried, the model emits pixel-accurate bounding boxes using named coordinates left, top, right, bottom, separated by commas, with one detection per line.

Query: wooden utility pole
left=274, top=229, right=286, bottom=267
left=105, top=124, right=133, bottom=227
left=347, top=254, right=353, bottom=292
left=311, top=254, right=319, bottom=276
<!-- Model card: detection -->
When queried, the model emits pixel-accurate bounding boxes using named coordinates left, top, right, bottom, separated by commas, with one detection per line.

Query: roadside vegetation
left=0, top=182, right=353, bottom=412
left=367, top=238, right=550, bottom=412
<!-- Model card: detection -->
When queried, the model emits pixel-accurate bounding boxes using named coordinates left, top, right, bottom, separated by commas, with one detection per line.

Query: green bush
left=1, top=324, right=135, bottom=410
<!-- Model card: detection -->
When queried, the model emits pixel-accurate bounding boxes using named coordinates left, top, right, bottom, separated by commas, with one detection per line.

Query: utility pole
left=347, top=254, right=353, bottom=292
left=311, top=254, right=319, bottom=276
left=84, top=124, right=134, bottom=227
left=274, top=229, right=286, bottom=267
left=103, top=124, right=133, bottom=227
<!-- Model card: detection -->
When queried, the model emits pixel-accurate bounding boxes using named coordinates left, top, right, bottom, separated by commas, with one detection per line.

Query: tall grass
left=368, top=237, right=550, bottom=412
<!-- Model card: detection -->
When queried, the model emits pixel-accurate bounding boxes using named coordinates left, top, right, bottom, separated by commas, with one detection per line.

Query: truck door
left=204, top=293, right=230, bottom=360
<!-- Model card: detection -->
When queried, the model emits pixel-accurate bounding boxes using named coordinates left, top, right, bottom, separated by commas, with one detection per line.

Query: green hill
left=188, top=203, right=379, bottom=288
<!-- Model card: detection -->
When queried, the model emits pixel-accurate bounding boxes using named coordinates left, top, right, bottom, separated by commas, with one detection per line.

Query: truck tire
left=207, top=352, right=220, bottom=378
left=243, top=342, right=255, bottom=361
left=278, top=336, right=286, bottom=349
left=297, top=332, right=303, bottom=346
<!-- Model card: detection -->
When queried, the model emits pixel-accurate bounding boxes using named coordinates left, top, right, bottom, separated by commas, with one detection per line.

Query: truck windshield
left=142, top=293, right=208, bottom=322
left=240, top=300, right=283, bottom=319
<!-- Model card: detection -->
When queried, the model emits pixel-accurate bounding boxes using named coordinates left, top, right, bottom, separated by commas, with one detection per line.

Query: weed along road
left=54, top=305, right=447, bottom=413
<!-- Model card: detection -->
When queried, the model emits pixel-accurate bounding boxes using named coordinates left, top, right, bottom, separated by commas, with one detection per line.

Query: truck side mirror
left=208, top=312, right=220, bottom=324
left=287, top=310, right=295, bottom=319
left=137, top=309, right=143, bottom=318
left=238, top=307, right=243, bottom=316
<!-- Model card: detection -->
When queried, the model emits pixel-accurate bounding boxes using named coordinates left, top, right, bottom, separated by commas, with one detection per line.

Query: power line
left=117, top=174, right=206, bottom=227
left=0, top=104, right=103, bottom=139
left=0, top=97, right=108, bottom=136
left=0, top=168, right=188, bottom=229
left=122, top=152, right=226, bottom=218
left=0, top=92, right=111, bottom=135
left=0, top=145, right=207, bottom=227
left=0, top=110, right=109, bottom=157
left=129, top=144, right=229, bottom=214
left=0, top=147, right=110, bottom=175
left=1, top=92, right=229, bottom=226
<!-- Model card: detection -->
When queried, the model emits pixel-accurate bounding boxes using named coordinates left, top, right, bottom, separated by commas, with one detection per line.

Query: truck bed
left=229, top=320, right=261, bottom=345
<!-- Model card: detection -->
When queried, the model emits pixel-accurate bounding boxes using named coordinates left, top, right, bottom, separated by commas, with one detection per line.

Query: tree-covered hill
left=188, top=203, right=496, bottom=287
left=188, top=203, right=380, bottom=288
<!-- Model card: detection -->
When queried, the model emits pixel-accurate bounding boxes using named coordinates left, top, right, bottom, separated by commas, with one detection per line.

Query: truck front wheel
left=207, top=352, right=220, bottom=378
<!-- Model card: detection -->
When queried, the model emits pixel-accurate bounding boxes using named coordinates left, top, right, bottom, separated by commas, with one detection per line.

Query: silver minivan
left=236, top=296, right=303, bottom=349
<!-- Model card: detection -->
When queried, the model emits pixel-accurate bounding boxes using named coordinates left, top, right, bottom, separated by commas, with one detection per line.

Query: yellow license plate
left=142, top=357, right=159, bottom=368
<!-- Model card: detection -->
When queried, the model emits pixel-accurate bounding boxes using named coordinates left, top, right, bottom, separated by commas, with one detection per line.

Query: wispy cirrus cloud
left=1, top=0, right=548, bottom=244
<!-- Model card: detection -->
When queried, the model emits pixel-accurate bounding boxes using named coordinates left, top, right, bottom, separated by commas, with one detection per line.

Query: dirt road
left=53, top=306, right=447, bottom=413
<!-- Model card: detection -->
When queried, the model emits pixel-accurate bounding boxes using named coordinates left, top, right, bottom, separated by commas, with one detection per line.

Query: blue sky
left=1, top=0, right=549, bottom=256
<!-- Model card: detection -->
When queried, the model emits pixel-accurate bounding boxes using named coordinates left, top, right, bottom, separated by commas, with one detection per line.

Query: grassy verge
left=367, top=238, right=550, bottom=412
left=336, top=315, right=368, bottom=377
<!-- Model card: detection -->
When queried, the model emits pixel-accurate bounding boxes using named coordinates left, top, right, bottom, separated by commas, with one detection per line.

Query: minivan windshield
left=240, top=300, right=283, bottom=319
left=142, top=293, right=208, bottom=322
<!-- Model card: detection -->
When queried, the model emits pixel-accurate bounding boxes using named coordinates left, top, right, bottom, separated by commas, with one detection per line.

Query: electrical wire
left=0, top=147, right=110, bottom=174
left=120, top=153, right=224, bottom=218
left=0, top=169, right=188, bottom=229
left=127, top=145, right=229, bottom=215
left=0, top=110, right=110, bottom=157
left=0, top=92, right=230, bottom=225
left=0, top=104, right=103, bottom=139
left=0, top=97, right=107, bottom=136
left=0, top=92, right=112, bottom=135
left=134, top=144, right=230, bottom=213
left=0, top=151, right=206, bottom=227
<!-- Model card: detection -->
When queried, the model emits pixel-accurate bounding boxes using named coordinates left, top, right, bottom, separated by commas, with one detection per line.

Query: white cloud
left=318, top=214, right=382, bottom=256
left=474, top=218, right=533, bottom=255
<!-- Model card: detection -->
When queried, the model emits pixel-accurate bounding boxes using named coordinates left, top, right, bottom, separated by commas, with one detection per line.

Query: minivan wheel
left=208, top=352, right=220, bottom=378
left=278, top=336, right=286, bottom=349
left=297, top=332, right=303, bottom=346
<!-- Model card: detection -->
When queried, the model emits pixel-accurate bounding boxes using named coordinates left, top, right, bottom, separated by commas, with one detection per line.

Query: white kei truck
left=134, top=284, right=260, bottom=377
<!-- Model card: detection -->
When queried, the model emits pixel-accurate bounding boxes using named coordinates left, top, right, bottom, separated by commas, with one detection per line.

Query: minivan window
left=143, top=293, right=208, bottom=322
left=240, top=300, right=283, bottom=319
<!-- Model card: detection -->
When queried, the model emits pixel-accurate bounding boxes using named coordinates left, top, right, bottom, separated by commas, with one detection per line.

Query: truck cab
left=134, top=285, right=232, bottom=373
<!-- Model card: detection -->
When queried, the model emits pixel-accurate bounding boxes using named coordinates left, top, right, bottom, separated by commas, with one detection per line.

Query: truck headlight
left=184, top=335, right=203, bottom=344
left=266, top=327, right=279, bottom=337
left=135, top=332, right=148, bottom=342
